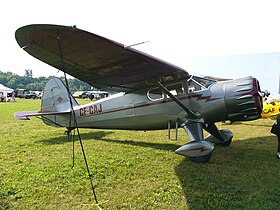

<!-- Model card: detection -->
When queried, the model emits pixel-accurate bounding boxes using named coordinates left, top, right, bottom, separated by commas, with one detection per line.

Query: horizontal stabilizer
left=14, top=110, right=70, bottom=120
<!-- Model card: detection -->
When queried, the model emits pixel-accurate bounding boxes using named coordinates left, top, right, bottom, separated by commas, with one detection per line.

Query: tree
left=24, top=69, right=33, bottom=78
left=0, top=70, right=92, bottom=91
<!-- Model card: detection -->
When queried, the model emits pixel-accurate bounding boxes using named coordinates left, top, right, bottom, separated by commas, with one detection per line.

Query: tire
left=190, top=152, right=212, bottom=163
left=216, top=137, right=232, bottom=147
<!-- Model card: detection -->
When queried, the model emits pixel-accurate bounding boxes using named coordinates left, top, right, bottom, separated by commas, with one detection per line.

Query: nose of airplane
left=224, top=76, right=263, bottom=122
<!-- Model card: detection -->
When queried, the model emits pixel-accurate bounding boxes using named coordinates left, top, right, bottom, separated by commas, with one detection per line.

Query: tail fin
left=41, top=77, right=79, bottom=127
left=42, top=77, right=78, bottom=112
left=15, top=77, right=78, bottom=127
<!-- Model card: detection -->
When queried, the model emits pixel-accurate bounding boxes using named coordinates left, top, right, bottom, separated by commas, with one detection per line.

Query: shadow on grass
left=174, top=136, right=280, bottom=209
left=36, top=130, right=280, bottom=209
left=93, top=138, right=180, bottom=151
left=87, top=134, right=279, bottom=209
left=36, top=131, right=114, bottom=145
left=37, top=130, right=180, bottom=151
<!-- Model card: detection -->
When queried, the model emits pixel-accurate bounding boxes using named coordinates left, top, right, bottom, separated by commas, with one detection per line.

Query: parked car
left=24, top=91, right=37, bottom=99
left=16, top=89, right=40, bottom=99
left=79, top=91, right=90, bottom=99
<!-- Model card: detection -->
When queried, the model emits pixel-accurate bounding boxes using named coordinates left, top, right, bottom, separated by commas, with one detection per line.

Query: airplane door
left=167, top=82, right=186, bottom=116
left=166, top=82, right=186, bottom=126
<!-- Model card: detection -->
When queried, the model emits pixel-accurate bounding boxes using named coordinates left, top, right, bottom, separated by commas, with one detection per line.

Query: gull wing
left=15, top=24, right=189, bottom=92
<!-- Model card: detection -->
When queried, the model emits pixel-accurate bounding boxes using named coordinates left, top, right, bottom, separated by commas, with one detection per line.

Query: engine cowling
left=224, top=77, right=262, bottom=122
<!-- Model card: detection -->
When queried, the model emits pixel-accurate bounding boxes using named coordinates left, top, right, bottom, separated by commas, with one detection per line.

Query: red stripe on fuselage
left=78, top=94, right=221, bottom=118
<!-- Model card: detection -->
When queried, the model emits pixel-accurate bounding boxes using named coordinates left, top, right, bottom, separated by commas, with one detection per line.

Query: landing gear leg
left=65, top=130, right=71, bottom=135
left=175, top=120, right=214, bottom=163
left=65, top=128, right=74, bottom=137
left=204, top=123, right=233, bottom=147
left=157, top=81, right=214, bottom=163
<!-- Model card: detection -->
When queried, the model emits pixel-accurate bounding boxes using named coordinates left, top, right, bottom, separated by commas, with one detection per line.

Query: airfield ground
left=0, top=99, right=279, bottom=209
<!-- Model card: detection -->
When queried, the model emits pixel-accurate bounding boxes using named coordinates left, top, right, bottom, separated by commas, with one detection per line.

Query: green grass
left=1, top=99, right=280, bottom=209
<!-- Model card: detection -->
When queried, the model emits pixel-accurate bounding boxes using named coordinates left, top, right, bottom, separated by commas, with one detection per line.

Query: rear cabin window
left=147, top=88, right=164, bottom=101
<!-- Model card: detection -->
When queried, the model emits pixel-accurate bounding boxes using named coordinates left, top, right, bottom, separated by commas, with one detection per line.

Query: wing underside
left=15, top=24, right=189, bottom=91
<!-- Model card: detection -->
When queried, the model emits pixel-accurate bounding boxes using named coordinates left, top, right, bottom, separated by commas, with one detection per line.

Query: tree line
left=0, top=70, right=91, bottom=91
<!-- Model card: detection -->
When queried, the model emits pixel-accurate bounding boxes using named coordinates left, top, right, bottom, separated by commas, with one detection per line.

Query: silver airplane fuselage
left=43, top=76, right=262, bottom=131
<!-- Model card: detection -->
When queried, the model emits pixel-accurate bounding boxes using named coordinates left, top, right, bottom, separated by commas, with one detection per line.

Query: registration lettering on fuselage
left=79, top=104, right=102, bottom=116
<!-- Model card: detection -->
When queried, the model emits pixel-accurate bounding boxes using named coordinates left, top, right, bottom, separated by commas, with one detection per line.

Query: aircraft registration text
left=80, top=104, right=103, bottom=116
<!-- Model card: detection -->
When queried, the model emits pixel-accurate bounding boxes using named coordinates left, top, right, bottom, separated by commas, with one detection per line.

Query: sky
left=1, top=0, right=280, bottom=94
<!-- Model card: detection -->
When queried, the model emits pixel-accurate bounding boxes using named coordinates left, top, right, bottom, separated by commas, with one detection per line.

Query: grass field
left=1, top=99, right=280, bottom=209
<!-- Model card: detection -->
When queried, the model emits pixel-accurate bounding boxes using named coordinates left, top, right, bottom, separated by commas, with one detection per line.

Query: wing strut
left=56, top=29, right=100, bottom=206
left=157, top=81, right=201, bottom=120
left=157, top=81, right=215, bottom=163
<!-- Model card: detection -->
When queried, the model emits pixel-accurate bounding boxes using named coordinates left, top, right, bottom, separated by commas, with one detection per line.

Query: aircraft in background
left=14, top=24, right=263, bottom=163
left=261, top=81, right=280, bottom=119
left=261, top=95, right=280, bottom=118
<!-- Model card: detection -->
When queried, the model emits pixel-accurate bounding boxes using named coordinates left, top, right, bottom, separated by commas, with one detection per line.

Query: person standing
left=271, top=114, right=280, bottom=159
left=0, top=92, right=4, bottom=102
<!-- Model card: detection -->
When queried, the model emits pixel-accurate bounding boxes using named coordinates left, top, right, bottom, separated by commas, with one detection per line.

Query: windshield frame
left=187, top=75, right=216, bottom=93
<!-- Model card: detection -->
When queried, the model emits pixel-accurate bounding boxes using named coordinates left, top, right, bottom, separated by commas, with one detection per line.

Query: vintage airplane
left=261, top=84, right=280, bottom=118
left=261, top=96, right=280, bottom=118
left=14, top=24, right=263, bottom=163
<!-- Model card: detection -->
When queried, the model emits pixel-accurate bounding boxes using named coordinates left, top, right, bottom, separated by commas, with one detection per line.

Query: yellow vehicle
left=261, top=98, right=280, bottom=118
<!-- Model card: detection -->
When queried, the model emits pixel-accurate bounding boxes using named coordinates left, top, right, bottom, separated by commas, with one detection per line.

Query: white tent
left=0, top=84, right=14, bottom=102
left=0, top=84, right=13, bottom=92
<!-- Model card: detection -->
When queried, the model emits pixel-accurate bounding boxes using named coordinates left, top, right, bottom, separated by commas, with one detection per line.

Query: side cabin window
left=187, top=76, right=216, bottom=93
left=147, top=88, right=164, bottom=101
left=147, top=83, right=185, bottom=101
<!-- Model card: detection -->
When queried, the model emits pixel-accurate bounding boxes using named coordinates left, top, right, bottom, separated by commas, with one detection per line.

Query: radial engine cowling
left=224, top=77, right=262, bottom=122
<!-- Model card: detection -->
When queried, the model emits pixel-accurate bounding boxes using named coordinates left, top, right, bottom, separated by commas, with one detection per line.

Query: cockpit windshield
left=187, top=75, right=216, bottom=93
